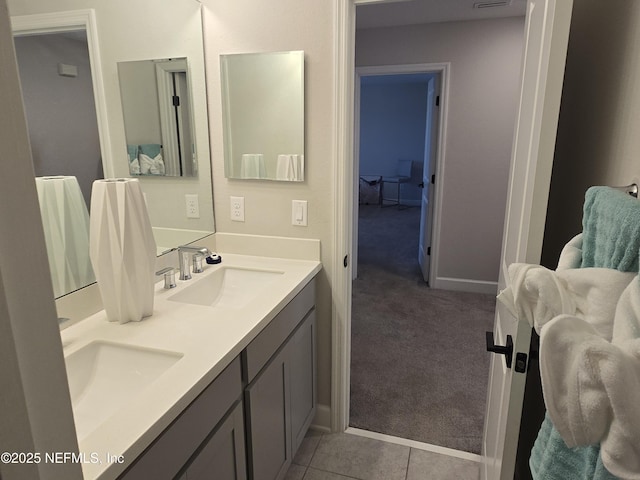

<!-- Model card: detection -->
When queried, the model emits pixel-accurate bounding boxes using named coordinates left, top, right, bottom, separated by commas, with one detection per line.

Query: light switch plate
left=231, top=196, right=245, bottom=222
left=292, top=200, right=308, bottom=226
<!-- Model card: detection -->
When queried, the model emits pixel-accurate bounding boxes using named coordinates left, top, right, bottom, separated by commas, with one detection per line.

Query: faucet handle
left=179, top=250, right=192, bottom=281
left=192, top=253, right=205, bottom=274
left=156, top=267, right=177, bottom=289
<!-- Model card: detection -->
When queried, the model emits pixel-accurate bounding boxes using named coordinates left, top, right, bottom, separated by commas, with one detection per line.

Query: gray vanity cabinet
left=245, top=344, right=292, bottom=480
left=184, top=401, right=247, bottom=480
left=119, top=278, right=316, bottom=480
left=288, top=311, right=316, bottom=453
left=119, top=357, right=246, bottom=480
left=243, top=280, right=317, bottom=480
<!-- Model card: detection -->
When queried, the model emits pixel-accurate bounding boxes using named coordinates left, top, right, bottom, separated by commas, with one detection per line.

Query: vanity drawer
left=242, top=279, right=315, bottom=384
left=119, top=356, right=242, bottom=479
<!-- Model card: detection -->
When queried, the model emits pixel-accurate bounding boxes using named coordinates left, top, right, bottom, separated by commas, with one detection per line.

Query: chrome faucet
left=177, top=245, right=211, bottom=280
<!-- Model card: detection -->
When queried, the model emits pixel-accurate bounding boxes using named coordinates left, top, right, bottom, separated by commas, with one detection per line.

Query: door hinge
left=435, top=95, right=440, bottom=107
left=172, top=95, right=181, bottom=107
left=431, top=174, right=435, bottom=184
left=427, top=247, right=431, bottom=256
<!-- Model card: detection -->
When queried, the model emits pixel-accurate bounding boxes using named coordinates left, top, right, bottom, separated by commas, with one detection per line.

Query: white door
left=418, top=76, right=437, bottom=283
left=482, top=1, right=574, bottom=479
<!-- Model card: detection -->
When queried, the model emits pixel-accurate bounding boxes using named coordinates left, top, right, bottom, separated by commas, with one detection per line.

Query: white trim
left=310, top=403, right=332, bottom=433
left=332, top=0, right=355, bottom=433
left=352, top=62, right=362, bottom=281
left=354, top=62, right=450, bottom=289
left=346, top=428, right=483, bottom=463
left=155, top=59, right=189, bottom=177
left=11, top=10, right=114, bottom=178
left=432, top=277, right=498, bottom=295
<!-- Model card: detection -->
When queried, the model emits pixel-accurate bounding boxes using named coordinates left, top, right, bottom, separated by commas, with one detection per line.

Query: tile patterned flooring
left=285, top=430, right=480, bottom=480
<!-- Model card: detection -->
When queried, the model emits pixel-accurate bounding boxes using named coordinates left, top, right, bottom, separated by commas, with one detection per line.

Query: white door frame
left=156, top=58, right=189, bottom=177
left=352, top=64, right=449, bottom=287
left=331, top=0, right=569, bottom=445
left=482, top=0, right=574, bottom=477
left=332, top=0, right=357, bottom=432
left=11, top=9, right=114, bottom=178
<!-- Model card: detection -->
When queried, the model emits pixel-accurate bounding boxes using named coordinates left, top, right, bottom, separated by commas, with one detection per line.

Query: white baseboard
left=310, top=403, right=331, bottom=433
left=432, top=276, right=498, bottom=295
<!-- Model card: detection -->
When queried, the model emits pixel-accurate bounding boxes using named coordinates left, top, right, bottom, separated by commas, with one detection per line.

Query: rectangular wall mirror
left=118, top=58, right=197, bottom=177
left=10, top=1, right=215, bottom=300
left=221, top=50, right=305, bottom=182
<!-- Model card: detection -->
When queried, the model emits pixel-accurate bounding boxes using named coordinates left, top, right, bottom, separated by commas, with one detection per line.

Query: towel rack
left=612, top=183, right=638, bottom=198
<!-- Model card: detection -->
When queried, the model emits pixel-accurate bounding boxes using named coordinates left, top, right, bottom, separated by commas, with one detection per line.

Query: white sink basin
left=65, top=341, right=183, bottom=440
left=168, top=266, right=284, bottom=309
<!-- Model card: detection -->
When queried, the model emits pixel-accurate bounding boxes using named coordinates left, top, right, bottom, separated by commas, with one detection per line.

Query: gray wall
left=14, top=33, right=102, bottom=208
left=117, top=60, right=162, bottom=147
left=359, top=78, right=430, bottom=205
left=542, top=0, right=640, bottom=267
left=357, top=16, right=525, bottom=284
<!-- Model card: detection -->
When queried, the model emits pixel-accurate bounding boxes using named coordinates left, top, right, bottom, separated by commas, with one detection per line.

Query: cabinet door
left=245, top=347, right=291, bottom=480
left=186, top=401, right=247, bottom=480
left=289, top=311, right=316, bottom=453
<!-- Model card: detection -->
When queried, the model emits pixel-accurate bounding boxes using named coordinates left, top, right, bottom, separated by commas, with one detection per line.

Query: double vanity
left=60, top=237, right=321, bottom=480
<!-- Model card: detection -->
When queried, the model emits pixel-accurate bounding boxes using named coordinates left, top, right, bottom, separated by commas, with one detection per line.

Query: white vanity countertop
left=60, top=253, right=321, bottom=480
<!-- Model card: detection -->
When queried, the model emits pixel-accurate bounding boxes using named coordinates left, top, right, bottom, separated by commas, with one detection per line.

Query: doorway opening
left=349, top=66, right=496, bottom=454
left=352, top=68, right=440, bottom=284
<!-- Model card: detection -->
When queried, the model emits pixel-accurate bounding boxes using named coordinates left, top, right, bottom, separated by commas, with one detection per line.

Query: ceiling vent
left=473, top=0, right=512, bottom=8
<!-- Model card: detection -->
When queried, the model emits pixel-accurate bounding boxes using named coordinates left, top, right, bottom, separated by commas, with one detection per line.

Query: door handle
left=486, top=331, right=513, bottom=369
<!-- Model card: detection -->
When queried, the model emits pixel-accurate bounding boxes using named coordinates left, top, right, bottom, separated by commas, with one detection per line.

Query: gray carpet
left=350, top=205, right=496, bottom=454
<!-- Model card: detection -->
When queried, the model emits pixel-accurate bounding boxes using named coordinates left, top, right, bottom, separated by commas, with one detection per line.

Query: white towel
left=139, top=153, right=165, bottom=175
left=540, top=310, right=640, bottom=479
left=240, top=154, right=266, bottom=179
left=497, top=239, right=634, bottom=338
left=276, top=154, right=304, bottom=181
left=556, top=232, right=584, bottom=270
left=500, top=231, right=640, bottom=478
left=612, top=275, right=640, bottom=343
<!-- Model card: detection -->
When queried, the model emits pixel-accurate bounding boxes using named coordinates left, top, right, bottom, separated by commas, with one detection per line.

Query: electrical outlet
left=230, top=196, right=245, bottom=222
left=185, top=194, right=200, bottom=218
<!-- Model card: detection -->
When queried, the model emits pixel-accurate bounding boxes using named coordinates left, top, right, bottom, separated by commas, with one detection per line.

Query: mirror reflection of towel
left=276, top=154, right=304, bottom=181
left=241, top=154, right=265, bottom=179
left=127, top=145, right=140, bottom=175
left=138, top=144, right=165, bottom=175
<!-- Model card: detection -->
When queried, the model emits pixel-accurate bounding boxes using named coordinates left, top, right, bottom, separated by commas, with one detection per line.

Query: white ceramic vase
left=89, top=178, right=157, bottom=323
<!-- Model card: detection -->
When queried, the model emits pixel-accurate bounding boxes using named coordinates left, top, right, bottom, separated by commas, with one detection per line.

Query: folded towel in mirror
left=241, top=153, right=265, bottom=179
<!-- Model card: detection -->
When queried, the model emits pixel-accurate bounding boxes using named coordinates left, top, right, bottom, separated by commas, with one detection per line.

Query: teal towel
left=127, top=144, right=138, bottom=162
left=581, top=186, right=640, bottom=272
left=530, top=416, right=618, bottom=480
left=139, top=143, right=162, bottom=159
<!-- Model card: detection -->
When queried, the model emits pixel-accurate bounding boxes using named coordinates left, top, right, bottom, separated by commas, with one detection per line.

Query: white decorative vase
left=35, top=176, right=94, bottom=298
left=89, top=179, right=157, bottom=323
